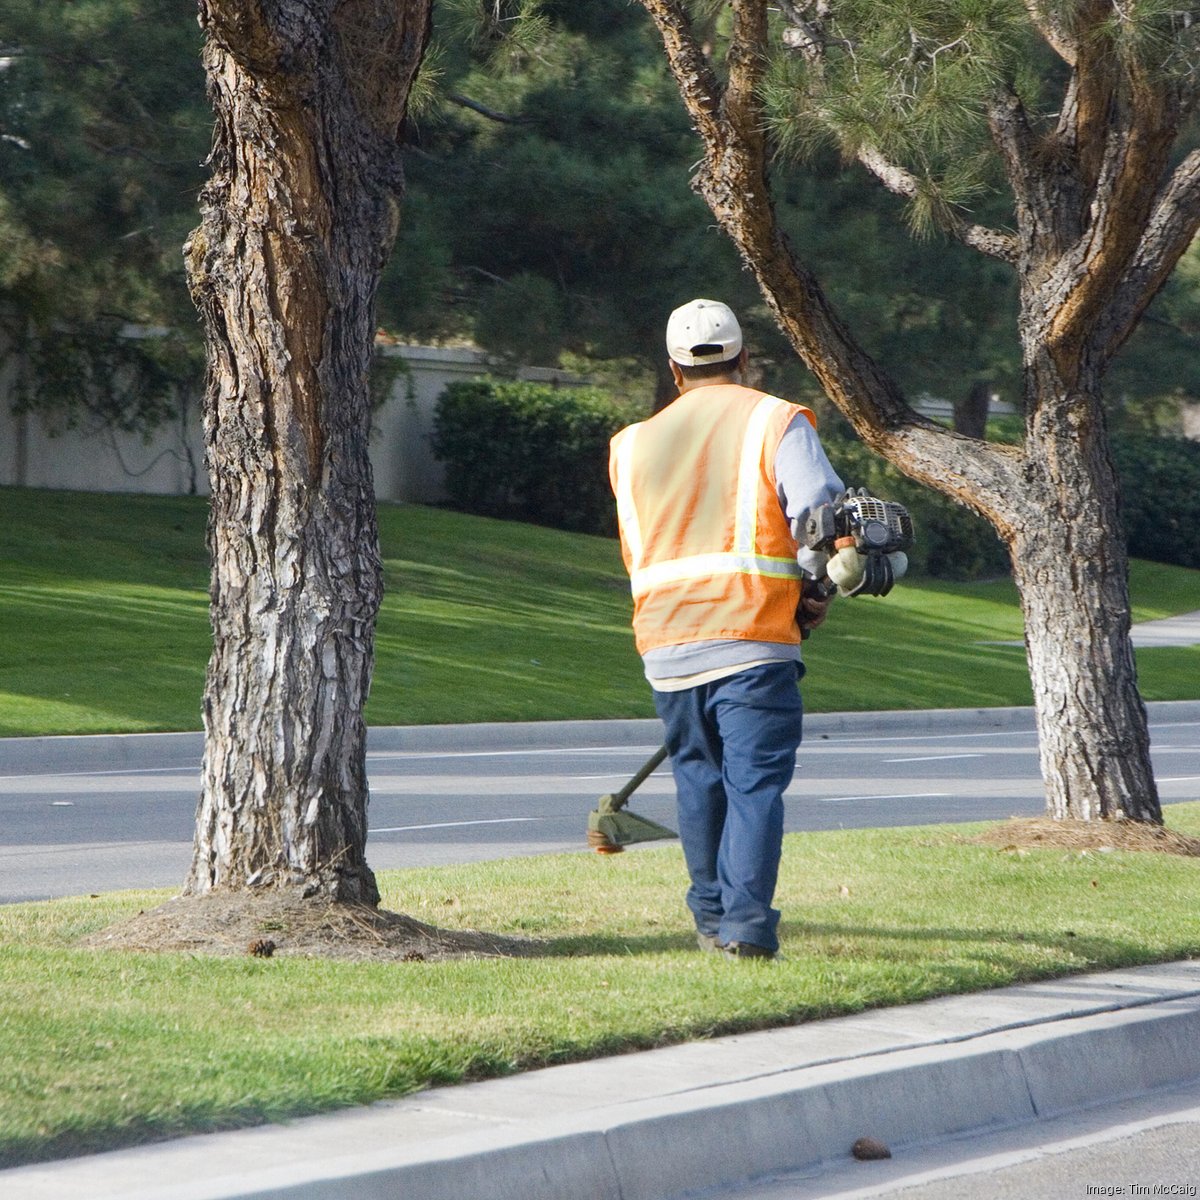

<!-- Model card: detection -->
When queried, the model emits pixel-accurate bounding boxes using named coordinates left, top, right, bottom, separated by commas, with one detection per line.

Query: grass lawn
left=1, top=487, right=1198, bottom=736
left=3, top=806, right=1200, bottom=1167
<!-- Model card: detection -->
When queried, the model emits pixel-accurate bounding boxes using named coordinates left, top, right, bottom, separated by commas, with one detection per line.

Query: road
left=3, top=705, right=1199, bottom=903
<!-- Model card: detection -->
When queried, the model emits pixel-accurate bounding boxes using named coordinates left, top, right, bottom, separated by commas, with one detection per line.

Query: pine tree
left=637, top=0, right=1200, bottom=822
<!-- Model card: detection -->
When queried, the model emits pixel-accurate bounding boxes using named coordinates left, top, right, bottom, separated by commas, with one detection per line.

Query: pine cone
left=851, top=1136, right=891, bottom=1161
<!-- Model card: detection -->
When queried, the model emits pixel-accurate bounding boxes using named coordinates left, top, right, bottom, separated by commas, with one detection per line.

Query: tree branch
left=1061, top=1, right=1118, bottom=196
left=774, top=2, right=1015, bottom=263
left=723, top=0, right=767, bottom=143
left=448, top=92, right=531, bottom=124
left=986, top=88, right=1041, bottom=244
left=1101, top=149, right=1200, bottom=364
left=634, top=0, right=724, bottom=145
left=1048, top=57, right=1179, bottom=373
left=1023, top=0, right=1077, bottom=66
left=856, top=146, right=1018, bottom=264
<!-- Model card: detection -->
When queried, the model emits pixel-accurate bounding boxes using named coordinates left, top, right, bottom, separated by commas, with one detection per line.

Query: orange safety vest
left=609, top=384, right=817, bottom=655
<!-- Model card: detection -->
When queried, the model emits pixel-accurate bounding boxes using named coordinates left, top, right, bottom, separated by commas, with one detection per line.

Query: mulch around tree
left=81, top=890, right=543, bottom=962
left=971, top=816, right=1200, bottom=857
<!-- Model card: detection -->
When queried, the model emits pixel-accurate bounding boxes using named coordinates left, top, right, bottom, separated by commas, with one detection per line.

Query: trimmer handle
left=610, top=745, right=668, bottom=811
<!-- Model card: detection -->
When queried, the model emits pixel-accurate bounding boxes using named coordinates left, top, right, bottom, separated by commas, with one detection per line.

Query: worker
left=609, top=298, right=845, bottom=960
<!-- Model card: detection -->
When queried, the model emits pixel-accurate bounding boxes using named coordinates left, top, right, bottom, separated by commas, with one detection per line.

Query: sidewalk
left=5, top=961, right=1200, bottom=1200
left=1129, top=608, right=1200, bottom=647
left=982, top=608, right=1200, bottom=649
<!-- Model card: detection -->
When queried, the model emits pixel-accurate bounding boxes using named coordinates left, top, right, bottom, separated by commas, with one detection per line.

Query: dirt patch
left=81, top=890, right=543, bottom=962
left=972, top=816, right=1200, bottom=857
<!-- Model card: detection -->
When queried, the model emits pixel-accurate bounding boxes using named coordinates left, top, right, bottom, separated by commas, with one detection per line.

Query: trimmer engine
left=803, top=488, right=914, bottom=597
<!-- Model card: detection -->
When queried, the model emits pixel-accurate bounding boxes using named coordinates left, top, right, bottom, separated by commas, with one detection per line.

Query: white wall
left=0, top=344, right=584, bottom=504
left=1183, top=403, right=1200, bottom=441
left=368, top=344, right=585, bottom=504
left=0, top=401, right=205, bottom=495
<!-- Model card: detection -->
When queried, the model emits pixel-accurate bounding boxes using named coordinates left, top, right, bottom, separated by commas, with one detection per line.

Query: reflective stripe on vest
left=614, top=394, right=802, bottom=600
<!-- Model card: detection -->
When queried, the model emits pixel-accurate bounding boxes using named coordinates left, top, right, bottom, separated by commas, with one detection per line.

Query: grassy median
left=1, top=486, right=1198, bottom=736
left=3, top=807, right=1200, bottom=1166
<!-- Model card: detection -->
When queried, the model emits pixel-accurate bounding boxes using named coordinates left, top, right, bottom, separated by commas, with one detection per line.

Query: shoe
left=696, top=931, right=722, bottom=953
left=718, top=940, right=776, bottom=961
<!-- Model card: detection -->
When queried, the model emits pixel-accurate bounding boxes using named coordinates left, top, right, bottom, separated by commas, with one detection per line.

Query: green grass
left=4, top=808, right=1200, bottom=1166
left=2, top=486, right=1198, bottom=736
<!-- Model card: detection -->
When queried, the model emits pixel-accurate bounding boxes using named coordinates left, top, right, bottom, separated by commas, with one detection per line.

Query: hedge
left=1112, top=433, right=1200, bottom=570
left=430, top=378, right=632, bottom=536
left=431, top=380, right=1200, bottom=577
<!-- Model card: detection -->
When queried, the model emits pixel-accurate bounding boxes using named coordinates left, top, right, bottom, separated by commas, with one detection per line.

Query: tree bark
left=1009, top=363, right=1158, bottom=821
left=183, top=0, right=431, bottom=902
left=1012, top=528, right=1155, bottom=822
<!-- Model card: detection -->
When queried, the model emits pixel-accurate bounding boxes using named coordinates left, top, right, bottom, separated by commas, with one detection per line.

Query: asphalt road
left=3, top=705, right=1199, bottom=903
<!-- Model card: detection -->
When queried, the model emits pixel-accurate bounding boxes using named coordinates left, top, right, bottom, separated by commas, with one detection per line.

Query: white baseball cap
left=665, top=298, right=743, bottom=366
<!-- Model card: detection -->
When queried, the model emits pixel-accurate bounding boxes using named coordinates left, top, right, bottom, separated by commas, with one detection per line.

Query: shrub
left=431, top=379, right=633, bottom=536
left=1112, top=434, right=1200, bottom=570
left=432, top=382, right=1200, bottom=576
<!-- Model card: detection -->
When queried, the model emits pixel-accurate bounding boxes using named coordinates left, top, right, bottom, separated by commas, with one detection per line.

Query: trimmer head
left=587, top=803, right=678, bottom=854
left=586, top=745, right=677, bottom=853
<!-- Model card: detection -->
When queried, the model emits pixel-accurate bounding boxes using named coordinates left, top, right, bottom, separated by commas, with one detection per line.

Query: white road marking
left=368, top=746, right=661, bottom=762
left=571, top=773, right=671, bottom=781
left=815, top=792, right=953, bottom=804
left=371, top=817, right=546, bottom=833
left=0, top=765, right=198, bottom=782
left=883, top=754, right=986, bottom=763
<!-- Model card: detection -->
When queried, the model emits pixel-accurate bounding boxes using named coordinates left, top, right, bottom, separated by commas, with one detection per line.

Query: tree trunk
left=953, top=381, right=991, bottom=439
left=1008, top=373, right=1160, bottom=821
left=183, top=0, right=431, bottom=903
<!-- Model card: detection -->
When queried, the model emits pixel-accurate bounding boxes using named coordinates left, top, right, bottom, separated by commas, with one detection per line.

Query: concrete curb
left=5, top=961, right=1200, bottom=1200
left=2, top=699, right=1198, bottom=774
left=0, top=729, right=204, bottom=776
left=360, top=706, right=1041, bottom=755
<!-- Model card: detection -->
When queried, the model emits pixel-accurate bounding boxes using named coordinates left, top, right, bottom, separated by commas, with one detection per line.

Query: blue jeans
left=652, top=661, right=804, bottom=953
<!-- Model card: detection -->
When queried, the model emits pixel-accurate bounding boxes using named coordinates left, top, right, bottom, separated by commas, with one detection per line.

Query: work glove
left=797, top=577, right=835, bottom=639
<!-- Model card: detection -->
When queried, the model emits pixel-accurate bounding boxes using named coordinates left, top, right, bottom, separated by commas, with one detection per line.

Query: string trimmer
left=589, top=490, right=912, bottom=853
left=587, top=745, right=677, bottom=853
